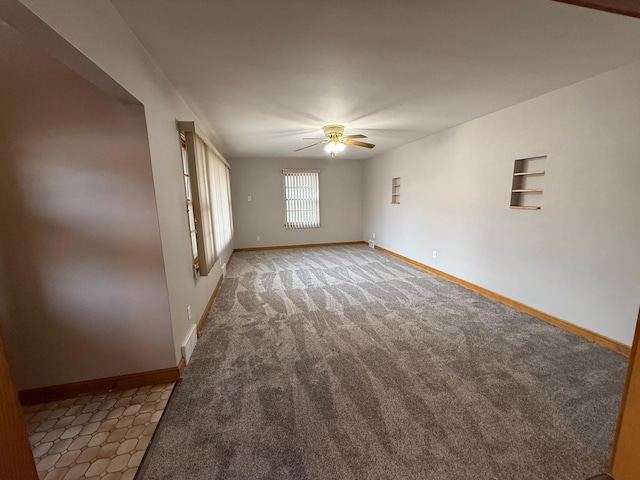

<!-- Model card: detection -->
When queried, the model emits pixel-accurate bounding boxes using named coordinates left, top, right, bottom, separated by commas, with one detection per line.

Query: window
left=177, top=121, right=234, bottom=277
left=283, top=169, right=320, bottom=229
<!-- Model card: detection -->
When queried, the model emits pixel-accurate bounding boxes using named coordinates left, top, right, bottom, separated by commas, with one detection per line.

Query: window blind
left=283, top=170, right=320, bottom=229
left=210, top=153, right=233, bottom=256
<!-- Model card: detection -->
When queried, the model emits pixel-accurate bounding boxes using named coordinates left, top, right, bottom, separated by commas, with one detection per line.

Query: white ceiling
left=111, top=0, right=640, bottom=161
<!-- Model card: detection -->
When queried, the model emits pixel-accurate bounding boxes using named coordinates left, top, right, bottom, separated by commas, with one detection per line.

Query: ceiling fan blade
left=302, top=137, right=324, bottom=140
left=294, top=141, right=325, bottom=152
left=344, top=139, right=375, bottom=149
left=344, top=134, right=368, bottom=139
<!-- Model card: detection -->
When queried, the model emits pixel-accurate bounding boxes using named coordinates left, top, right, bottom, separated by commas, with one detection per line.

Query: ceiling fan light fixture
left=294, top=124, right=374, bottom=156
left=324, top=141, right=345, bottom=156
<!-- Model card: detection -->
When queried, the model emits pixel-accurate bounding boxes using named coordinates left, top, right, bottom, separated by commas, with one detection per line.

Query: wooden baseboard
left=375, top=245, right=631, bottom=356
left=226, top=251, right=235, bottom=268
left=197, top=273, right=224, bottom=335
left=177, top=357, right=186, bottom=376
left=19, top=253, right=236, bottom=406
left=195, top=251, right=235, bottom=335
left=19, top=366, right=181, bottom=405
left=234, top=241, right=366, bottom=252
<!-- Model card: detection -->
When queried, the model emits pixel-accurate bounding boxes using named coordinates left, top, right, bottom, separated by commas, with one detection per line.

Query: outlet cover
left=187, top=305, right=192, bottom=320
left=432, top=251, right=437, bottom=259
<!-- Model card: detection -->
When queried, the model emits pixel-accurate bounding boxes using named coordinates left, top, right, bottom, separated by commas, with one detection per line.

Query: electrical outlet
left=432, top=251, right=437, bottom=259
left=257, top=235, right=261, bottom=241
left=187, top=305, right=192, bottom=321
left=372, top=233, right=376, bottom=239
left=248, top=195, right=252, bottom=201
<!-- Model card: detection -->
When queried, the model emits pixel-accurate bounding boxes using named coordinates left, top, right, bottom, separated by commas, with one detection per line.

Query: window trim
left=177, top=121, right=234, bottom=278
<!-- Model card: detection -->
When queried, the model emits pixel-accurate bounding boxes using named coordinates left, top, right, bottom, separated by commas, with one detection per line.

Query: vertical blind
left=283, top=170, right=320, bottom=229
left=210, top=152, right=233, bottom=256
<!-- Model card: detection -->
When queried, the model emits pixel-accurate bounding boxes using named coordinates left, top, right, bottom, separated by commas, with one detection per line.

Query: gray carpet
left=138, top=245, right=627, bottom=480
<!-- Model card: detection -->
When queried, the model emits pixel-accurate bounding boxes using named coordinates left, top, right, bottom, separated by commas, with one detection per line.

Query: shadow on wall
left=0, top=24, right=173, bottom=392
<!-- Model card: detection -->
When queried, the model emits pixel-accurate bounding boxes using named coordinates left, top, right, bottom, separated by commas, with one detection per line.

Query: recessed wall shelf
left=510, top=155, right=546, bottom=210
left=392, top=177, right=401, bottom=204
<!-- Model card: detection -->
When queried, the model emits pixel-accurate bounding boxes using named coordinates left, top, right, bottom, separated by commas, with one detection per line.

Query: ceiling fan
left=294, top=124, right=375, bottom=157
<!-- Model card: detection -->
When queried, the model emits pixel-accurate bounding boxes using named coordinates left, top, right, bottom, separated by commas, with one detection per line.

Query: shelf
left=391, top=176, right=401, bottom=204
left=510, top=155, right=546, bottom=210
left=515, top=154, right=547, bottom=161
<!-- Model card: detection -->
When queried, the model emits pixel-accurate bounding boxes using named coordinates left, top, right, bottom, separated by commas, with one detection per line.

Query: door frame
left=609, top=307, right=640, bottom=479
left=0, top=330, right=38, bottom=479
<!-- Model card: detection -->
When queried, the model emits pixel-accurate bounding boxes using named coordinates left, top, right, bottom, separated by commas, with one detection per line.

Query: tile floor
left=23, top=382, right=175, bottom=480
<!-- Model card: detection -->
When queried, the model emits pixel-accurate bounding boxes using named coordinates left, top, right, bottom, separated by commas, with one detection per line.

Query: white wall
left=231, top=157, right=363, bottom=248
left=14, top=0, right=232, bottom=366
left=0, top=24, right=175, bottom=390
left=364, top=61, right=640, bottom=346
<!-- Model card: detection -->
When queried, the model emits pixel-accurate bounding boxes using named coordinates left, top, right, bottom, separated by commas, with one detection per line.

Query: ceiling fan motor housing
left=323, top=124, right=345, bottom=141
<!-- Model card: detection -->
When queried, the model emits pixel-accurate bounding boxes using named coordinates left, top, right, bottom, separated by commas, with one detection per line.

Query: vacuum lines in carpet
left=138, top=245, right=626, bottom=480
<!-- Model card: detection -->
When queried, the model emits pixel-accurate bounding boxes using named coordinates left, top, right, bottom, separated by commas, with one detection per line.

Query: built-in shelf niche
left=391, top=177, right=401, bottom=204
left=510, top=155, right=546, bottom=210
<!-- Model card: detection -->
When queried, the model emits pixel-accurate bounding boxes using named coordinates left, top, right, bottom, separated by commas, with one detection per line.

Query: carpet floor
left=138, top=245, right=627, bottom=480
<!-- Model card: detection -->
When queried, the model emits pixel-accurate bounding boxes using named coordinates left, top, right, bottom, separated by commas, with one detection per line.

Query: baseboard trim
left=19, top=366, right=181, bottom=405
left=195, top=251, right=235, bottom=335
left=197, top=272, right=225, bottom=335
left=375, top=245, right=631, bottom=356
left=19, top=254, right=237, bottom=406
left=177, top=357, right=186, bottom=376
left=234, top=241, right=366, bottom=252
left=226, top=251, right=235, bottom=268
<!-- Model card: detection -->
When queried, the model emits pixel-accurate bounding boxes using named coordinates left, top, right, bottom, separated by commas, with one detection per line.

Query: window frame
left=177, top=121, right=233, bottom=278
left=179, top=132, right=200, bottom=275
